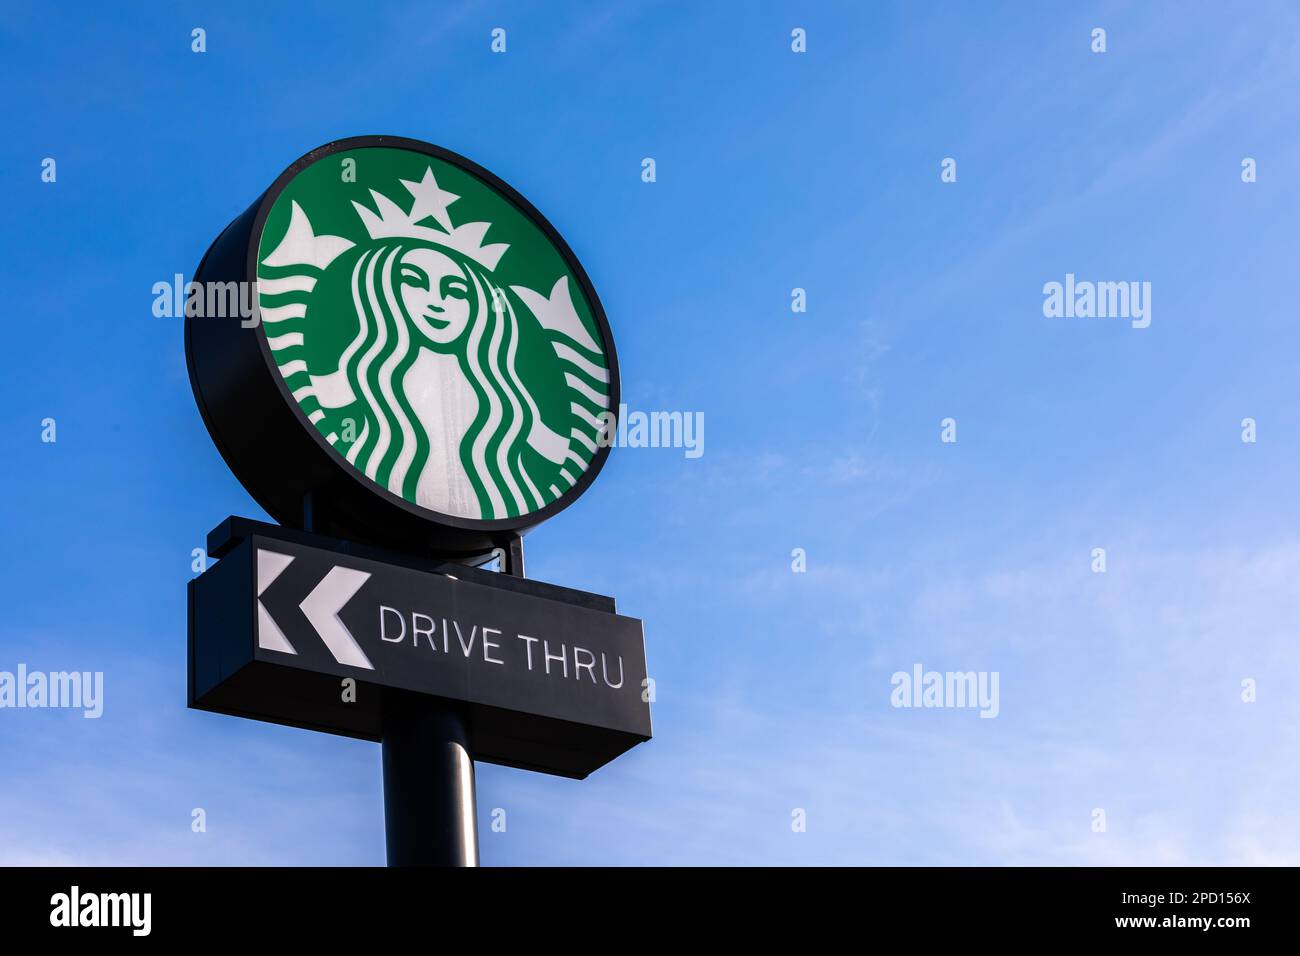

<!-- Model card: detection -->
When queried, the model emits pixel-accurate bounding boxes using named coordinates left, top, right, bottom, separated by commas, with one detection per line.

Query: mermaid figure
left=257, top=166, right=608, bottom=520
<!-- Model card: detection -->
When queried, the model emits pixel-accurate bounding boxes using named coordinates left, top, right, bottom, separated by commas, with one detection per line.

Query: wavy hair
left=340, top=240, right=544, bottom=519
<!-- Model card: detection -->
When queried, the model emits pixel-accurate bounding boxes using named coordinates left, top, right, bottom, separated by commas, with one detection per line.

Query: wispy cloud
left=481, top=531, right=1300, bottom=865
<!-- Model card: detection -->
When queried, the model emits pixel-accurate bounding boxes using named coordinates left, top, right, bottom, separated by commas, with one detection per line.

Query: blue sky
left=3, top=0, right=1300, bottom=865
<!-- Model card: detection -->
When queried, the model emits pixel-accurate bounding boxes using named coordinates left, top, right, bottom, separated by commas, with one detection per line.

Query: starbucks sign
left=187, top=137, right=619, bottom=556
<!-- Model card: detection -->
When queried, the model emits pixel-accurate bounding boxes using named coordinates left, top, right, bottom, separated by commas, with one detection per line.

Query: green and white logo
left=254, top=146, right=612, bottom=522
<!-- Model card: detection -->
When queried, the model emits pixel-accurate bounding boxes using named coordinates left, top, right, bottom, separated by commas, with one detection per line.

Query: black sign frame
left=185, top=135, right=621, bottom=558
left=189, top=518, right=651, bottom=780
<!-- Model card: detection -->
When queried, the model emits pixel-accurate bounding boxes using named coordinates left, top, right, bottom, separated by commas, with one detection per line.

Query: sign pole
left=381, top=692, right=479, bottom=866
left=186, top=137, right=650, bottom=867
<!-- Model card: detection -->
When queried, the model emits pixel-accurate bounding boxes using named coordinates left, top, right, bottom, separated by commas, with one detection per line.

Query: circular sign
left=186, top=136, right=619, bottom=557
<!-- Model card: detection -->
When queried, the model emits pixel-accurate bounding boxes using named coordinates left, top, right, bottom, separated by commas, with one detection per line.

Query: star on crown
left=351, top=166, right=509, bottom=271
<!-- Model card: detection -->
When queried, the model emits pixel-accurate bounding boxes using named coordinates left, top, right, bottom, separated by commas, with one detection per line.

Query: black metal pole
left=381, top=692, right=479, bottom=866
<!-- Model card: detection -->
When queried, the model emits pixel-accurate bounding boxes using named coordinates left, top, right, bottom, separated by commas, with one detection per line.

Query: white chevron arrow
left=256, top=549, right=374, bottom=669
left=299, top=566, right=375, bottom=670
left=257, top=549, right=297, bottom=655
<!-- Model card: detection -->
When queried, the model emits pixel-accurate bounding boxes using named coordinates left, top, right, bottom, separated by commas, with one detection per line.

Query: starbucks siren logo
left=254, top=148, right=611, bottom=522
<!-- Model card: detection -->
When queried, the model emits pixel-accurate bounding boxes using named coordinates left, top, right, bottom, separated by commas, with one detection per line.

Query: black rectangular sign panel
left=189, top=524, right=651, bottom=778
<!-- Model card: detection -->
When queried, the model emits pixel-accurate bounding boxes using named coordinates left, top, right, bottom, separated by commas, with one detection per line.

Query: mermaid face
left=398, top=247, right=472, bottom=346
